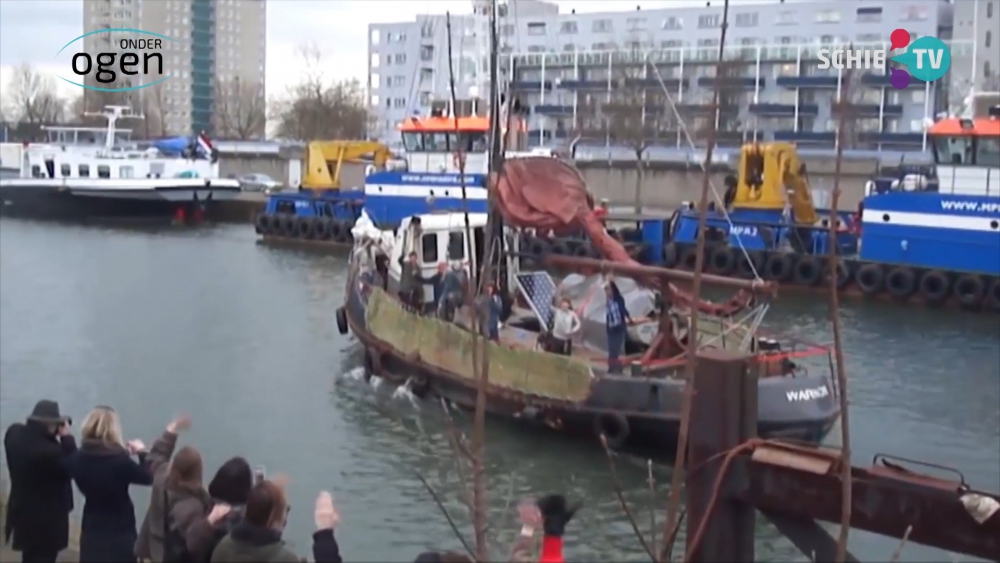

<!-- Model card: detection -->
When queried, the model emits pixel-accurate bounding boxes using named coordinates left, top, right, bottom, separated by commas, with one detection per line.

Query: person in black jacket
left=67, top=406, right=180, bottom=563
left=3, top=399, right=77, bottom=563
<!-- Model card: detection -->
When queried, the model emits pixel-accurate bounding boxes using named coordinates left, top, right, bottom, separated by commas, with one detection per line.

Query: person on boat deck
left=438, top=261, right=469, bottom=322
left=398, top=251, right=425, bottom=312
left=478, top=283, right=503, bottom=341
left=548, top=299, right=581, bottom=356
left=604, top=278, right=633, bottom=375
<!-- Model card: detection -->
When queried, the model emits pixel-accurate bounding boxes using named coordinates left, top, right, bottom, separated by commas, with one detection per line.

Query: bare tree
left=269, top=43, right=368, bottom=140
left=214, top=76, right=266, bottom=139
left=5, top=64, right=66, bottom=126
left=137, top=82, right=167, bottom=139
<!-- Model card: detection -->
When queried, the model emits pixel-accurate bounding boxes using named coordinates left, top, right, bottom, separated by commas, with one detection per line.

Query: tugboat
left=0, top=105, right=240, bottom=222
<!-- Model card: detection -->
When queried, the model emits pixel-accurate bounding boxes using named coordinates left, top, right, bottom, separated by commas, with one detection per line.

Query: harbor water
left=1, top=219, right=997, bottom=562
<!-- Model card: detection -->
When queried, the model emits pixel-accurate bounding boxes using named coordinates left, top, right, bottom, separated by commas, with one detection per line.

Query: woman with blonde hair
left=67, top=407, right=190, bottom=562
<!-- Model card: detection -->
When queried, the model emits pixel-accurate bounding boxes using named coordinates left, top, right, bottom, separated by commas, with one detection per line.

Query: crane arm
left=302, top=141, right=392, bottom=190
left=778, top=147, right=819, bottom=225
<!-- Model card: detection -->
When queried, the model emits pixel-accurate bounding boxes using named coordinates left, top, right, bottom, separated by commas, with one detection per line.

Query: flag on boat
left=196, top=132, right=214, bottom=159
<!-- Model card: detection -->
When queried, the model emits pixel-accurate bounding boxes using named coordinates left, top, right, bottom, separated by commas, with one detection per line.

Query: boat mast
left=83, top=105, right=142, bottom=153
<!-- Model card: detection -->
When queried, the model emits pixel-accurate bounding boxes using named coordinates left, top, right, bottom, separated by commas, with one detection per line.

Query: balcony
left=857, top=132, right=924, bottom=145
left=861, top=73, right=926, bottom=89
left=749, top=103, right=819, bottom=117
left=775, top=76, right=840, bottom=89
left=621, top=78, right=687, bottom=90
left=696, top=76, right=762, bottom=90
left=510, top=80, right=553, bottom=91
left=774, top=131, right=836, bottom=144
left=674, top=103, right=740, bottom=116
left=833, top=104, right=904, bottom=117
left=533, top=104, right=573, bottom=116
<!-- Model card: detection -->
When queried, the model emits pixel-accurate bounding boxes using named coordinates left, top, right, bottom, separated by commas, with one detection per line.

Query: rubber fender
left=763, top=253, right=794, bottom=282
left=313, top=218, right=331, bottom=240
left=333, top=220, right=351, bottom=243
left=735, top=250, right=764, bottom=279
left=281, top=215, right=296, bottom=237
left=952, top=274, right=985, bottom=309
left=551, top=240, right=571, bottom=256
left=573, top=243, right=593, bottom=258
left=662, top=242, right=679, bottom=268
left=679, top=245, right=699, bottom=270
left=297, top=217, right=315, bottom=239
left=254, top=213, right=268, bottom=235
left=792, top=255, right=823, bottom=286
left=885, top=266, right=917, bottom=299
left=827, top=260, right=852, bottom=290
left=918, top=270, right=950, bottom=305
left=594, top=412, right=630, bottom=449
left=335, top=306, right=349, bottom=335
left=985, top=278, right=1000, bottom=312
left=854, top=264, right=884, bottom=295
left=527, top=237, right=550, bottom=257
left=341, top=218, right=356, bottom=243
left=707, top=245, right=736, bottom=275
left=329, top=220, right=344, bottom=240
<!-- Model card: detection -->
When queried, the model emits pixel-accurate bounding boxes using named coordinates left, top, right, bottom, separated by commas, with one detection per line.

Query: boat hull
left=0, top=180, right=241, bottom=221
left=343, top=270, right=840, bottom=455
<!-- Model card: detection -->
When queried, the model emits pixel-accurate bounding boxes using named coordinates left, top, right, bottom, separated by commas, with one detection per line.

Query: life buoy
left=763, top=253, right=794, bottom=282
left=985, top=278, right=1000, bottom=312
left=662, top=242, right=679, bottom=268
left=735, top=250, right=763, bottom=279
left=952, top=274, right=985, bottom=309
left=708, top=246, right=736, bottom=276
left=854, top=264, right=884, bottom=295
left=885, top=266, right=916, bottom=299
left=679, top=246, right=699, bottom=270
left=792, top=256, right=822, bottom=286
left=918, top=270, right=950, bottom=304
left=594, top=412, right=630, bottom=449
left=551, top=240, right=571, bottom=256
left=281, top=215, right=296, bottom=237
left=297, top=217, right=314, bottom=239
left=313, top=218, right=330, bottom=240
left=254, top=213, right=269, bottom=235
left=336, top=306, right=349, bottom=335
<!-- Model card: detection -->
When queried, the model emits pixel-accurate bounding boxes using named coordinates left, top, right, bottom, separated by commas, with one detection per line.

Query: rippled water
left=1, top=220, right=997, bottom=562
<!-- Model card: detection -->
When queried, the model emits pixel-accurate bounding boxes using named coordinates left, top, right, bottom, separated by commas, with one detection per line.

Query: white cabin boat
left=0, top=106, right=240, bottom=221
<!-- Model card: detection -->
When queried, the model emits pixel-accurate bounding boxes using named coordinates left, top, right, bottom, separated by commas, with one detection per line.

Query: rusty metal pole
left=684, top=349, right=757, bottom=562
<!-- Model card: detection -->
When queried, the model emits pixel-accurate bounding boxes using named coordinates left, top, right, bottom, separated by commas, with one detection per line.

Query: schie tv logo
left=56, top=28, right=177, bottom=93
left=815, top=29, right=951, bottom=90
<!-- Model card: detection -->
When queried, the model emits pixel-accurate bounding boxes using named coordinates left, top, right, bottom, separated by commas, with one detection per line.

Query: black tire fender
left=551, top=240, right=571, bottom=256
left=792, top=255, right=823, bottom=286
left=528, top=237, right=550, bottom=257
left=885, top=266, right=917, bottom=299
left=573, top=243, right=593, bottom=258
left=594, top=412, right=630, bottom=449
left=254, top=213, right=268, bottom=235
left=763, top=253, right=794, bottom=282
left=313, top=218, right=330, bottom=240
left=679, top=245, right=699, bottom=270
left=952, top=274, right=985, bottom=309
left=336, top=306, right=349, bottom=335
left=918, top=270, right=950, bottom=304
left=662, top=242, right=679, bottom=268
left=297, top=217, right=314, bottom=239
left=281, top=215, right=296, bottom=237
left=735, top=250, right=764, bottom=279
left=329, top=220, right=344, bottom=240
left=855, top=264, right=884, bottom=295
left=708, top=245, right=737, bottom=276
left=985, top=278, right=1000, bottom=313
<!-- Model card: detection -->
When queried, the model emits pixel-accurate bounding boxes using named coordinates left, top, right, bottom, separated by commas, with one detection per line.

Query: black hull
left=0, top=185, right=229, bottom=221
left=344, top=271, right=840, bottom=455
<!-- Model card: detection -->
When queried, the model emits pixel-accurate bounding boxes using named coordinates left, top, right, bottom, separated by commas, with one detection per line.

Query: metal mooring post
left=685, top=349, right=758, bottom=562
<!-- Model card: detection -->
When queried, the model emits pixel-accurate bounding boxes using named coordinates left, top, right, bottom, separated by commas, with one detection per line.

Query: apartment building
left=951, top=0, right=999, bottom=98
left=368, top=0, right=971, bottom=150
left=82, top=0, right=266, bottom=136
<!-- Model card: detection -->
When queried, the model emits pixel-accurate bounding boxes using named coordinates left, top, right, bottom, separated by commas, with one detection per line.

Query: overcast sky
left=0, top=0, right=767, bottom=100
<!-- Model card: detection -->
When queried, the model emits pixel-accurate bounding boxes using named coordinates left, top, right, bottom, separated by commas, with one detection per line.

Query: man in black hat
left=3, top=399, right=77, bottom=562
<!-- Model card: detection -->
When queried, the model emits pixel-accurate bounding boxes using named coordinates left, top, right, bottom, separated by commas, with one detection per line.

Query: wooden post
left=685, top=349, right=758, bottom=562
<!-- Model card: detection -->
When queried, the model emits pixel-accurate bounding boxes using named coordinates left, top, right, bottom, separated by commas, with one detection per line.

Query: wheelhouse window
left=31, top=165, right=42, bottom=178
left=424, top=133, right=448, bottom=152
left=932, top=135, right=1000, bottom=166
left=402, top=132, right=424, bottom=152
left=78, top=164, right=90, bottom=177
left=60, top=164, right=71, bottom=177
left=447, top=232, right=465, bottom=261
left=421, top=232, right=439, bottom=263
left=97, top=165, right=111, bottom=178
left=119, top=166, right=134, bottom=178
left=976, top=137, right=1000, bottom=167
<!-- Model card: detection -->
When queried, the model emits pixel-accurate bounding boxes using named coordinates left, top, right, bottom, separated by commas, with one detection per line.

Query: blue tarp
left=153, top=136, right=190, bottom=155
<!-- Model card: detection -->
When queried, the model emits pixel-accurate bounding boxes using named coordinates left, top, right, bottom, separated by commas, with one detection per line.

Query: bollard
left=685, top=349, right=758, bottom=562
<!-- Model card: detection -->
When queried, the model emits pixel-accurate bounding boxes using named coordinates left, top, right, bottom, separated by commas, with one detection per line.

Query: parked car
left=238, top=173, right=283, bottom=193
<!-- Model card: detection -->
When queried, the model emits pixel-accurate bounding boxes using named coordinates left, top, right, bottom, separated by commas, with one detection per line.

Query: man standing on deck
left=478, top=283, right=503, bottom=341
left=399, top=251, right=424, bottom=312
left=438, top=261, right=468, bottom=322
left=604, top=277, right=632, bottom=374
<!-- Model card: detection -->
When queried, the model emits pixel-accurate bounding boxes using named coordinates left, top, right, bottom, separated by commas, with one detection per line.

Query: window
left=421, top=233, right=438, bottom=264
left=402, top=132, right=424, bottom=152
left=425, top=132, right=447, bottom=151
left=119, top=166, right=134, bottom=178
left=698, top=14, right=720, bottom=28
left=78, top=164, right=90, bottom=178
left=419, top=68, right=433, bottom=82
left=734, top=13, right=758, bottom=27
left=987, top=31, right=993, bottom=48
left=912, top=90, right=925, bottom=104
left=857, top=33, right=882, bottom=44
left=986, top=60, right=993, bottom=78
left=370, top=94, right=380, bottom=106
left=393, top=98, right=406, bottom=108
left=527, top=45, right=546, bottom=53
left=901, top=6, right=928, bottom=21
left=562, top=43, right=577, bottom=51
left=626, top=17, right=647, bottom=31
left=856, top=7, right=882, bottom=23
left=447, top=232, right=465, bottom=260
left=60, top=164, right=71, bottom=177
left=592, top=42, right=609, bottom=50
left=977, top=137, right=1000, bottom=167
left=661, top=39, right=683, bottom=49
left=500, top=24, right=514, bottom=36
left=592, top=19, right=612, bottom=33
left=420, top=45, right=434, bottom=61
left=661, top=16, right=682, bottom=30
left=420, top=22, right=433, bottom=38
left=988, top=2, right=993, bottom=18
left=97, top=165, right=111, bottom=179
left=559, top=21, right=577, bottom=34
left=776, top=10, right=796, bottom=25
left=815, top=10, right=841, bottom=23
left=370, top=53, right=380, bottom=68
left=394, top=53, right=406, bottom=64
left=30, top=165, right=41, bottom=178
left=521, top=23, right=546, bottom=38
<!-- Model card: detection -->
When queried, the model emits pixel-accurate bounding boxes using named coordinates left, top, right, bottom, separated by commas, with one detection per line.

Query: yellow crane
left=301, top=141, right=392, bottom=191
left=730, top=142, right=819, bottom=226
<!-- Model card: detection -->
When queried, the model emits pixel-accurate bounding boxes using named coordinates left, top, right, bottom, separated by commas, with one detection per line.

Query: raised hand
left=207, top=503, right=232, bottom=525
left=166, top=414, right=192, bottom=434
left=126, top=439, right=147, bottom=455
left=58, top=420, right=73, bottom=437
left=314, top=491, right=340, bottom=530
left=517, top=498, right=542, bottom=529
left=272, top=473, right=290, bottom=489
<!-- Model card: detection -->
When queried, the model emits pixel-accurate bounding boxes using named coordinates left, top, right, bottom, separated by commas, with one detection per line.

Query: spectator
left=478, top=283, right=503, bottom=342
left=547, top=299, right=581, bottom=356
left=3, top=399, right=77, bottom=563
left=181, top=456, right=256, bottom=561
left=536, top=494, right=579, bottom=563
left=210, top=481, right=342, bottom=563
left=399, top=251, right=425, bottom=312
left=437, top=261, right=468, bottom=322
left=135, top=415, right=187, bottom=562
left=603, top=278, right=632, bottom=374
left=67, top=408, right=186, bottom=562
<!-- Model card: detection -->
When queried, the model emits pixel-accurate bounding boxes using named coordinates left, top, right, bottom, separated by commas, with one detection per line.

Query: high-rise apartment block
left=368, top=0, right=978, bottom=151
left=82, top=0, right=266, bottom=137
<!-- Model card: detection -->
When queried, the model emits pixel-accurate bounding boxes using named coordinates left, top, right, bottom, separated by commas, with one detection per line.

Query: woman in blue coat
left=66, top=406, right=189, bottom=563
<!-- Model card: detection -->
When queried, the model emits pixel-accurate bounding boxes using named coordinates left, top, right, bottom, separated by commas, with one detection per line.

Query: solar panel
left=515, top=271, right=557, bottom=331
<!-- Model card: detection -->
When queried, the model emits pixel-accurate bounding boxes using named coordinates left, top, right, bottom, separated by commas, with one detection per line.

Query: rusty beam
left=542, top=255, right=775, bottom=293
left=734, top=443, right=1000, bottom=561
